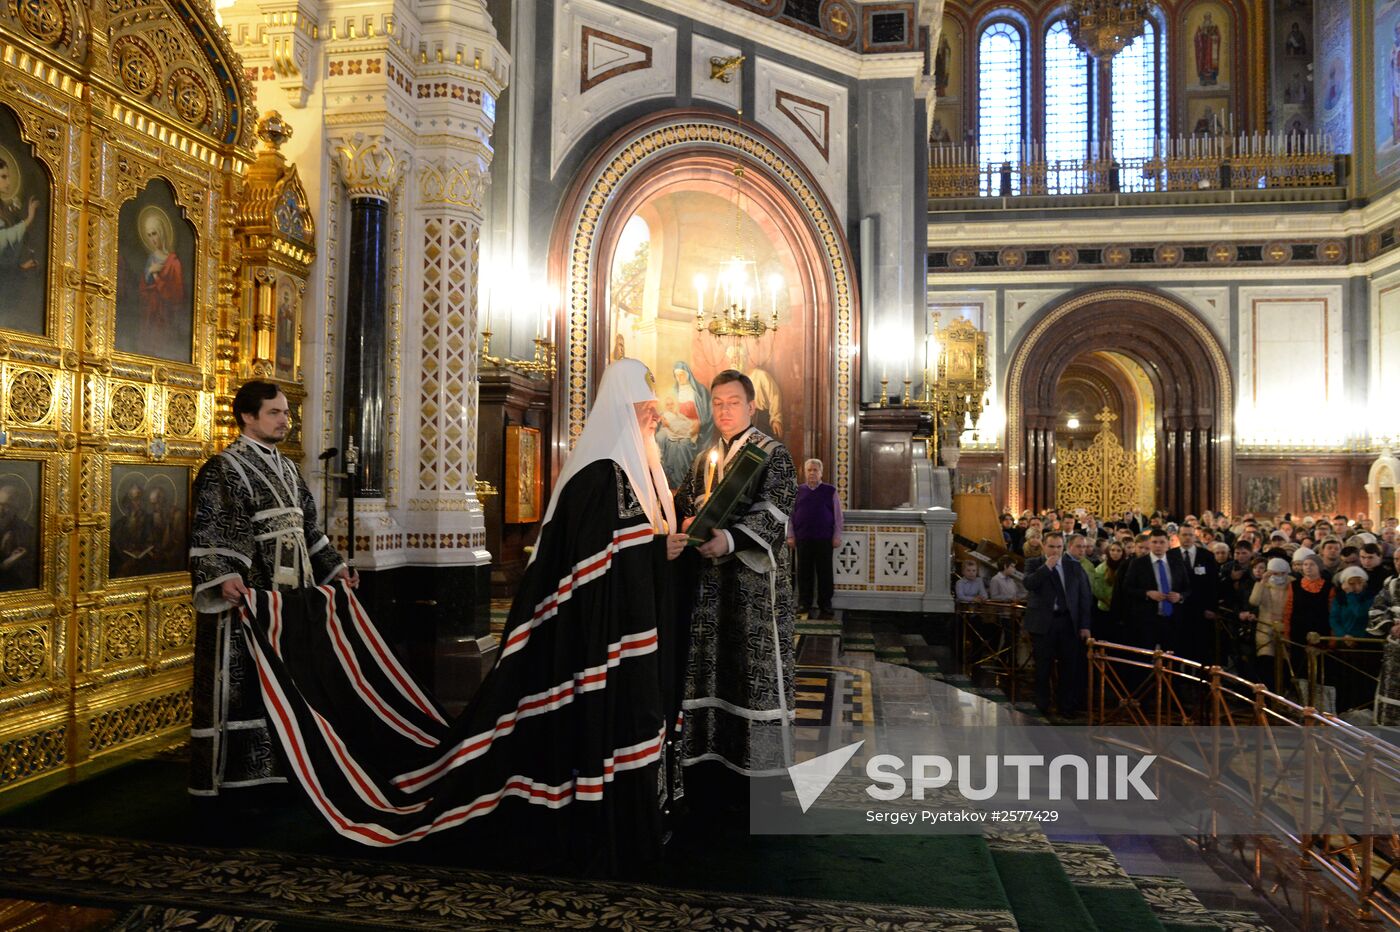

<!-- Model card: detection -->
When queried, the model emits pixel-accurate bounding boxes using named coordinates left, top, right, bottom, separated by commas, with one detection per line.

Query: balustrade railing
left=1086, top=639, right=1400, bottom=927
left=930, top=134, right=1340, bottom=200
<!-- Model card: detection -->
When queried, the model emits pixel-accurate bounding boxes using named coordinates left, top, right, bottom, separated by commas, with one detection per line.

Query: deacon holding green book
left=675, top=368, right=798, bottom=786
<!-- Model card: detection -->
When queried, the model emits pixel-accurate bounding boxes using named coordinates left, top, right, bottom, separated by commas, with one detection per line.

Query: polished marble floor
left=795, top=631, right=1299, bottom=931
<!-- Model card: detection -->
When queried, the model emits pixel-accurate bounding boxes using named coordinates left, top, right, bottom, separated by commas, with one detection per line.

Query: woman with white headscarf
left=232, top=358, right=689, bottom=872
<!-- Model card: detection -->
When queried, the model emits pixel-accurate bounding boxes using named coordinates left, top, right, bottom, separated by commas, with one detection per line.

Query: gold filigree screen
left=1056, top=409, right=1141, bottom=516
left=0, top=0, right=256, bottom=799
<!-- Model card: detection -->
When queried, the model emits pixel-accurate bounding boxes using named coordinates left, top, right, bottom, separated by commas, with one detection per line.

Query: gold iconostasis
left=0, top=0, right=312, bottom=799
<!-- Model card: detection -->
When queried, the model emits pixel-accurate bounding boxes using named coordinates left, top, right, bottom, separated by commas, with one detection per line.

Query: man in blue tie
left=1022, top=532, right=1094, bottom=718
left=1123, top=527, right=1190, bottom=651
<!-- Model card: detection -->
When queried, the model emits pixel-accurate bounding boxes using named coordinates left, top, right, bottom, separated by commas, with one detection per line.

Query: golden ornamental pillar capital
left=416, top=157, right=488, bottom=216
left=332, top=132, right=404, bottom=202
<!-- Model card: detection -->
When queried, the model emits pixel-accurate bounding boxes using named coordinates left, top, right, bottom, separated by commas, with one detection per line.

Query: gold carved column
left=231, top=111, right=316, bottom=459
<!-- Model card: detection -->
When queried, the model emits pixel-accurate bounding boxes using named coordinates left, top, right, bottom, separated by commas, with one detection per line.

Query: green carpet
left=1051, top=841, right=1167, bottom=932
left=0, top=757, right=1019, bottom=929
left=1074, top=885, right=1169, bottom=931
left=989, top=848, right=1098, bottom=931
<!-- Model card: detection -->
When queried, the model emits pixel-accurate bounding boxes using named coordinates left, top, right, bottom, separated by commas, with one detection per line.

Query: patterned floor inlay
left=793, top=665, right=874, bottom=726
left=109, top=905, right=280, bottom=931
left=1051, top=841, right=1139, bottom=888
left=0, top=829, right=1018, bottom=931
left=1130, top=876, right=1275, bottom=932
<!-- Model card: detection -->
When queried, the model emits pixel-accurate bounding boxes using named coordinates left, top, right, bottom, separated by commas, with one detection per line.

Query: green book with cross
left=686, top=443, right=771, bottom=546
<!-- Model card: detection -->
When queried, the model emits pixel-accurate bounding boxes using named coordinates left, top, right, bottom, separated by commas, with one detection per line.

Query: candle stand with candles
left=912, top=315, right=990, bottom=465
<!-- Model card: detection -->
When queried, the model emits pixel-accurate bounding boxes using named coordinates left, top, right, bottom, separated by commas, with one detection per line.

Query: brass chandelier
left=1065, top=0, right=1150, bottom=61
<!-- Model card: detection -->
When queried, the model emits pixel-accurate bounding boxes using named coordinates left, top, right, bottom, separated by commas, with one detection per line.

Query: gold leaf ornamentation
left=16, top=0, right=65, bottom=44
left=159, top=603, right=192, bottom=649
left=109, top=384, right=146, bottom=432
left=8, top=370, right=53, bottom=423
left=0, top=626, right=47, bottom=686
left=166, top=392, right=197, bottom=436
left=102, top=611, right=142, bottom=664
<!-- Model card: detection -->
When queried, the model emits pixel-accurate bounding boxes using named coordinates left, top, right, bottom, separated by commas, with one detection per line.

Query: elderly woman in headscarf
left=1243, top=556, right=1290, bottom=690
left=1283, top=551, right=1335, bottom=688
left=230, top=358, right=690, bottom=872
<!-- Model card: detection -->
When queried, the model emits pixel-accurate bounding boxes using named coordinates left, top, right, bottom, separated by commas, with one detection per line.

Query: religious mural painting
left=1271, top=0, right=1315, bottom=137
left=274, top=271, right=300, bottom=381
left=1186, top=96, right=1231, bottom=137
left=115, top=180, right=196, bottom=364
left=1375, top=0, right=1400, bottom=178
left=1182, top=2, right=1232, bottom=138
left=108, top=464, right=190, bottom=579
left=606, top=190, right=807, bottom=491
left=0, top=459, right=41, bottom=592
left=931, top=14, right=962, bottom=149
left=1300, top=475, right=1339, bottom=514
left=1185, top=2, right=1230, bottom=90
left=1316, top=0, right=1352, bottom=154
left=1244, top=475, right=1282, bottom=515
left=0, top=106, right=49, bottom=336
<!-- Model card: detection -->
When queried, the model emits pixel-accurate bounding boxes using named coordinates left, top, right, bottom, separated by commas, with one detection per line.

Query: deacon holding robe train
left=187, top=381, right=353, bottom=800
left=676, top=369, right=798, bottom=777
left=225, top=359, right=689, bottom=870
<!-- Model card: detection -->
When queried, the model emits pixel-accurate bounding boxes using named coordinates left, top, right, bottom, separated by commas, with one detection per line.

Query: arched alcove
left=547, top=110, right=859, bottom=502
left=1006, top=288, right=1234, bottom=516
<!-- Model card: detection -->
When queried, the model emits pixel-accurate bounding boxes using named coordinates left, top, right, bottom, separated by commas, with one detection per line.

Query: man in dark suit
left=1122, top=527, right=1191, bottom=652
left=1022, top=531, right=1094, bottom=717
left=1171, top=524, right=1218, bottom=664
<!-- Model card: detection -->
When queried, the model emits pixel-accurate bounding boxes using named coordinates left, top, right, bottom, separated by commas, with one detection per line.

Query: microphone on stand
left=319, top=447, right=340, bottom=461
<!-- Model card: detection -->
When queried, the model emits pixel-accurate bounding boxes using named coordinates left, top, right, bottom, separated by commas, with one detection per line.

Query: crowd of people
left=955, top=507, right=1400, bottom=723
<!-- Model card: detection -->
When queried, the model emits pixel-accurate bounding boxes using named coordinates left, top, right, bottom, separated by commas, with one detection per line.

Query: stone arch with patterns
left=1006, top=287, right=1232, bottom=517
left=546, top=108, right=859, bottom=506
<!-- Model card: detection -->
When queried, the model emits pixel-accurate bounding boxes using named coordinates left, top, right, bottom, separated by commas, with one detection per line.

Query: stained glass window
left=978, top=20, right=1024, bottom=194
left=1110, top=17, right=1166, bottom=190
left=1044, top=19, right=1092, bottom=193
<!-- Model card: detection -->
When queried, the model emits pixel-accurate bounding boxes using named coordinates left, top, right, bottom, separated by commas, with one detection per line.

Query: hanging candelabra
left=694, top=55, right=783, bottom=341
left=1065, top=0, right=1150, bottom=61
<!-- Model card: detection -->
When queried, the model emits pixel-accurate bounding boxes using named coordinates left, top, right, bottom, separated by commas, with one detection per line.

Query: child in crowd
left=954, top=559, right=988, bottom=604
left=988, top=555, right=1025, bottom=602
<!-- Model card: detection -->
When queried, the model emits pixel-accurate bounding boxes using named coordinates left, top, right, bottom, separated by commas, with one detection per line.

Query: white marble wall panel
left=1237, top=285, right=1346, bottom=444
left=1002, top=288, right=1067, bottom=353
left=754, top=58, right=848, bottom=225
left=1160, top=286, right=1231, bottom=351
left=551, top=0, right=677, bottom=176
left=1372, top=272, right=1400, bottom=439
left=834, top=534, right=869, bottom=587
left=832, top=509, right=954, bottom=613
left=692, top=34, right=741, bottom=111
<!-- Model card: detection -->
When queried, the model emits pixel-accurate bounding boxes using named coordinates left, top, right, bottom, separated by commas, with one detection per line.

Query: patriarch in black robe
left=234, top=359, right=689, bottom=871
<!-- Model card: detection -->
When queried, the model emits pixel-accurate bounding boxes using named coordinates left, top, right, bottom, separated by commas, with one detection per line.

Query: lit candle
left=694, top=274, right=707, bottom=323
left=704, top=449, right=719, bottom=498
